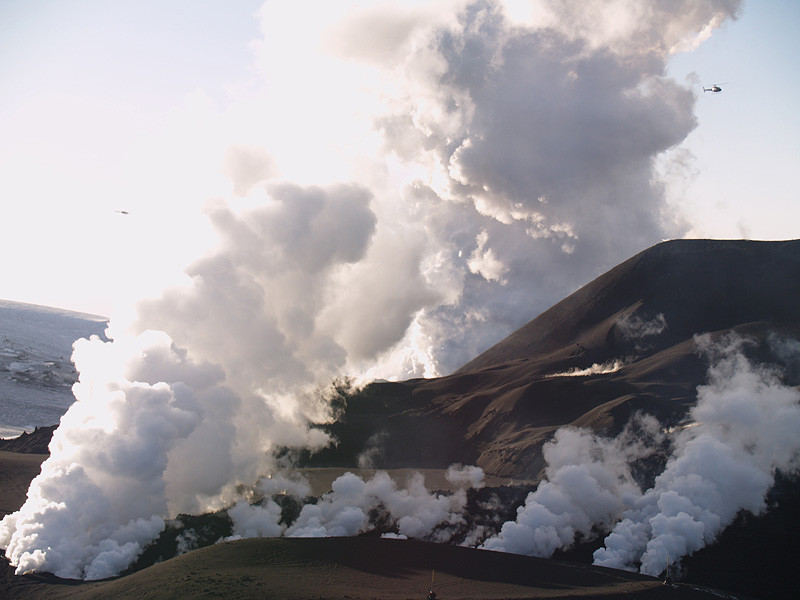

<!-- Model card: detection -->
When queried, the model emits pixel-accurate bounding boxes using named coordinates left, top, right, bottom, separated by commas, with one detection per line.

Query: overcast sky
left=1, top=1, right=798, bottom=377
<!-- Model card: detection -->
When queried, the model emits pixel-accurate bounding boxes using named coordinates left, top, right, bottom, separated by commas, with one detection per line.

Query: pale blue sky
left=1, top=1, right=797, bottom=317
left=0, top=0, right=262, bottom=107
left=0, top=0, right=264, bottom=315
left=666, top=0, right=800, bottom=239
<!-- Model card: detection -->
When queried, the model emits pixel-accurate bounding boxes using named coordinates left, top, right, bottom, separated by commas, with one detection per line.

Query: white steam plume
left=0, top=182, right=377, bottom=579
left=480, top=415, right=663, bottom=556
left=287, top=465, right=483, bottom=541
left=616, top=313, right=668, bottom=341
left=594, top=334, right=800, bottom=575
left=0, top=332, right=208, bottom=579
left=227, top=465, right=485, bottom=542
left=478, top=332, right=800, bottom=572
left=545, top=359, right=627, bottom=378
left=248, top=0, right=741, bottom=374
left=1, top=0, right=740, bottom=579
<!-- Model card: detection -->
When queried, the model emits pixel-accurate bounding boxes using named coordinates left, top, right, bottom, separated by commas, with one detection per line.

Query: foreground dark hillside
left=1, top=537, right=734, bottom=599
left=309, top=239, right=800, bottom=479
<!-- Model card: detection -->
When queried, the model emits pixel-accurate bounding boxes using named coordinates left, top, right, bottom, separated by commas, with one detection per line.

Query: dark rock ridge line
left=0, top=425, right=55, bottom=454
left=306, top=239, right=800, bottom=480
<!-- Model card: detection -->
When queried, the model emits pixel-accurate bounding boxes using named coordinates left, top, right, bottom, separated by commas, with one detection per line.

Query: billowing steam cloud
left=1, top=0, right=742, bottom=580
left=217, top=465, right=486, bottom=550
left=285, top=464, right=484, bottom=541
left=222, top=465, right=486, bottom=543
left=480, top=416, right=663, bottom=556
left=0, top=332, right=209, bottom=579
left=594, top=334, right=800, bottom=575
left=248, top=0, right=741, bottom=374
left=479, top=333, right=800, bottom=574
left=0, top=182, right=377, bottom=579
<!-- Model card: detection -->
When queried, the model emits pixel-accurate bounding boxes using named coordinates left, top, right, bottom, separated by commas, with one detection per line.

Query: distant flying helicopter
left=115, top=209, right=130, bottom=215
left=703, top=83, right=724, bottom=93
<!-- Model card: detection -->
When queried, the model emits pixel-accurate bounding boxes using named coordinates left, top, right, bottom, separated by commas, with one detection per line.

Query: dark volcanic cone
left=309, top=239, right=800, bottom=479
left=459, top=238, right=800, bottom=372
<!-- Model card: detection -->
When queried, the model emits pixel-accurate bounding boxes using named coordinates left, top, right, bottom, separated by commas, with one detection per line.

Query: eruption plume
left=1, top=0, right=741, bottom=579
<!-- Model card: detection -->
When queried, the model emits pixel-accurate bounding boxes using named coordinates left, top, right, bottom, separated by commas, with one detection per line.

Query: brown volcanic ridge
left=311, top=238, right=800, bottom=479
left=3, top=238, right=800, bottom=600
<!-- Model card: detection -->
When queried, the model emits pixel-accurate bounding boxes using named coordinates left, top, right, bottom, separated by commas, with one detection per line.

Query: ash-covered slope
left=312, top=239, right=800, bottom=479
left=458, top=238, right=800, bottom=373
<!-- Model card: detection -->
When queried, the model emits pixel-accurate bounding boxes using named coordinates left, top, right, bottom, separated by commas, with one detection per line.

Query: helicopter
left=703, top=83, right=724, bottom=93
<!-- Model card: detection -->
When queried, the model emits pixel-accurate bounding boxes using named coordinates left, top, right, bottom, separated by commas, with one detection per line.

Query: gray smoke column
left=0, top=0, right=741, bottom=579
left=594, top=334, right=800, bottom=574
